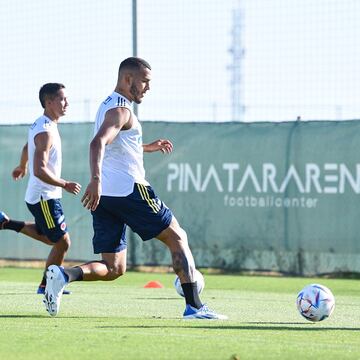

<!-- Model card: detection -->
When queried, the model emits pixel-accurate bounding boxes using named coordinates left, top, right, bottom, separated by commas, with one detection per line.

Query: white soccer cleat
left=183, top=304, right=228, bottom=320
left=43, top=265, right=68, bottom=317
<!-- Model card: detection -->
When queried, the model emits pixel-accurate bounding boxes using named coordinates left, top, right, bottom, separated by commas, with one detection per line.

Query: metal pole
left=129, top=0, right=138, bottom=267
left=132, top=0, right=138, bottom=116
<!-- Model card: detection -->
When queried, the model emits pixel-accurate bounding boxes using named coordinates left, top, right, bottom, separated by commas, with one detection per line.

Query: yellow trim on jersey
left=40, top=200, right=55, bottom=229
left=137, top=184, right=160, bottom=213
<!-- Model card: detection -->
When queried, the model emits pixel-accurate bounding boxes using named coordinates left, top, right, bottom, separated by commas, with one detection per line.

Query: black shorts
left=91, top=183, right=173, bottom=254
left=26, top=198, right=67, bottom=243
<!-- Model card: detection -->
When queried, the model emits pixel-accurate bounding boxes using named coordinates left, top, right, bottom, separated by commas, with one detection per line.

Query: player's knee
left=107, top=263, right=126, bottom=280
left=180, top=228, right=188, bottom=242
left=57, top=234, right=71, bottom=251
left=64, top=236, right=71, bottom=250
left=172, top=227, right=188, bottom=247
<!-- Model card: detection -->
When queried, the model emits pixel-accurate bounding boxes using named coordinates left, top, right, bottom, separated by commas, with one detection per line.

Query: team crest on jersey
left=43, top=119, right=52, bottom=128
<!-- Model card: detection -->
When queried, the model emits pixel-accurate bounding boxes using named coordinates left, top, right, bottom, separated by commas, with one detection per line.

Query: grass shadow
left=0, top=314, right=49, bottom=318
left=95, top=322, right=360, bottom=331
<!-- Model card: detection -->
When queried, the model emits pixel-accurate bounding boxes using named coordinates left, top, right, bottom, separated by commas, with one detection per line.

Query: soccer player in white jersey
left=0, top=83, right=81, bottom=294
left=43, top=58, right=227, bottom=320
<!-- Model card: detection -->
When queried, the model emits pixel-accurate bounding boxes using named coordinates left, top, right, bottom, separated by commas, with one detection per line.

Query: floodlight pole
left=129, top=0, right=138, bottom=267
left=132, top=0, right=138, bottom=117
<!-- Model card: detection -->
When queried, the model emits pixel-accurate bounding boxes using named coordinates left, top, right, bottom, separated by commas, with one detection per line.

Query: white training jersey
left=94, top=91, right=149, bottom=197
left=25, top=115, right=62, bottom=204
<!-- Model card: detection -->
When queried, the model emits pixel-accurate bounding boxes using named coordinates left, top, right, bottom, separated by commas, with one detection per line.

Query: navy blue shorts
left=91, top=183, right=173, bottom=254
left=26, top=198, right=68, bottom=243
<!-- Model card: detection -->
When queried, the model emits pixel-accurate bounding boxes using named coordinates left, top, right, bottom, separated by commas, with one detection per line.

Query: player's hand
left=81, top=180, right=101, bottom=211
left=144, top=139, right=173, bottom=154
left=64, top=181, right=82, bottom=195
left=12, top=166, right=27, bottom=180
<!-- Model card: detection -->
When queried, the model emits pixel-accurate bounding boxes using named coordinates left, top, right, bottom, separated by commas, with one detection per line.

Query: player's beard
left=130, top=84, right=142, bottom=104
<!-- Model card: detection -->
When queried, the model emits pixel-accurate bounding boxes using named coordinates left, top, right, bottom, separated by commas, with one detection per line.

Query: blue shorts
left=91, top=183, right=173, bottom=254
left=26, top=198, right=68, bottom=243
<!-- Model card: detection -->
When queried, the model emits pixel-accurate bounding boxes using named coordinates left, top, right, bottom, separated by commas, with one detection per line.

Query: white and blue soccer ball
left=174, top=269, right=205, bottom=297
left=296, top=283, right=335, bottom=322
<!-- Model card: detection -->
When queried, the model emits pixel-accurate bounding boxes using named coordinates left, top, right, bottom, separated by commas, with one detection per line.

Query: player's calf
left=0, top=211, right=25, bottom=232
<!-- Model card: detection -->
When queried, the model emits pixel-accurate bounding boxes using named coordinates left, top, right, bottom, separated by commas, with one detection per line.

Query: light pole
left=132, top=0, right=138, bottom=117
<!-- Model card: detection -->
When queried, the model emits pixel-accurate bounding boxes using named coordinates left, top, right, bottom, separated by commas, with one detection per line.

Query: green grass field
left=0, top=268, right=359, bottom=360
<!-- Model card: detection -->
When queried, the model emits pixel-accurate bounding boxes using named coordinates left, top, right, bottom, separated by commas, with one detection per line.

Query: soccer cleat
left=43, top=265, right=68, bottom=316
left=0, top=211, right=9, bottom=229
left=37, top=285, right=71, bottom=295
left=183, top=304, right=228, bottom=320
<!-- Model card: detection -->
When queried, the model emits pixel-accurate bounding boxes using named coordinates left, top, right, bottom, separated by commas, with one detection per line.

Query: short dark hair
left=118, top=57, right=151, bottom=76
left=39, top=83, right=65, bottom=108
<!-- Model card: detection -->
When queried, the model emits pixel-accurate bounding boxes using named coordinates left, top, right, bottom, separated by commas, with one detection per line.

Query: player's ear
left=43, top=95, right=51, bottom=108
left=125, top=72, right=133, bottom=86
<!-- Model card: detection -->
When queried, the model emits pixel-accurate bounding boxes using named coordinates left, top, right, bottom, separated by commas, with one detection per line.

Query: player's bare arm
left=81, top=107, right=131, bottom=211
left=33, top=132, right=81, bottom=195
left=143, top=139, right=173, bottom=154
left=12, top=142, right=29, bottom=180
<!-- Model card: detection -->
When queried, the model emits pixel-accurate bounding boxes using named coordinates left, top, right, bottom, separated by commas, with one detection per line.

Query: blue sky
left=0, top=0, right=359, bottom=124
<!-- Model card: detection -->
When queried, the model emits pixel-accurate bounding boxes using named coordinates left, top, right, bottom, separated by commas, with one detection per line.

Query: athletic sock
left=3, top=220, right=25, bottom=233
left=39, top=273, right=47, bottom=288
left=64, top=266, right=84, bottom=283
left=181, top=282, right=202, bottom=309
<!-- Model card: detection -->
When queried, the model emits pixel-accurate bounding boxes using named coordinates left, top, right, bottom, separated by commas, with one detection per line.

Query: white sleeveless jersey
left=25, top=115, right=62, bottom=204
left=94, top=91, right=149, bottom=197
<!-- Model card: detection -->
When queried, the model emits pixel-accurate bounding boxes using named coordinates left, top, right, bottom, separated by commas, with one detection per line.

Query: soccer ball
left=174, top=269, right=205, bottom=297
left=296, top=284, right=335, bottom=322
